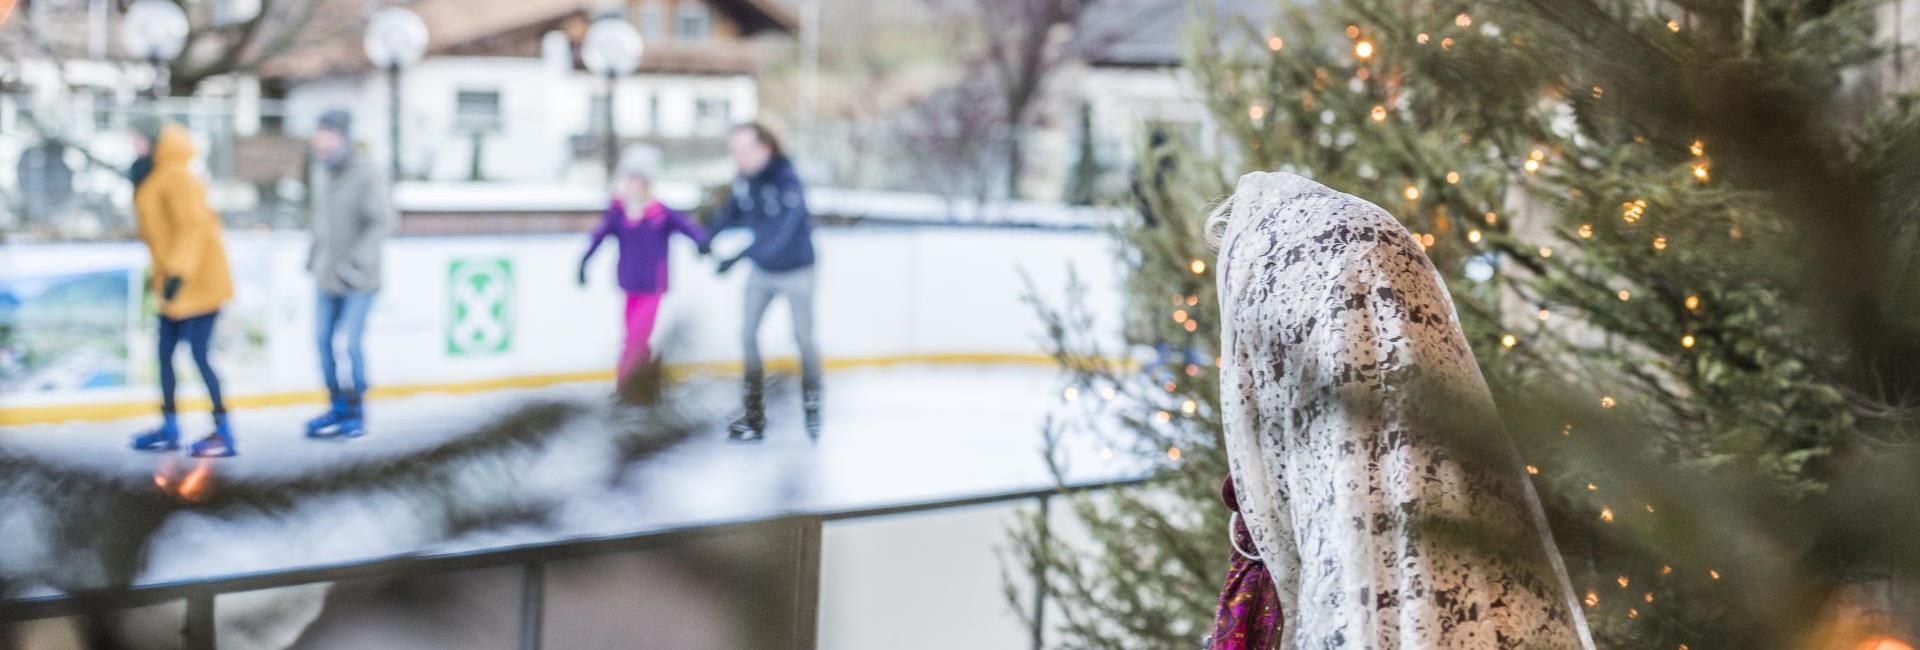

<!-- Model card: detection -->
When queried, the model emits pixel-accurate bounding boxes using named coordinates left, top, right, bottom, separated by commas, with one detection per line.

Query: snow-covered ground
left=0, top=364, right=1144, bottom=595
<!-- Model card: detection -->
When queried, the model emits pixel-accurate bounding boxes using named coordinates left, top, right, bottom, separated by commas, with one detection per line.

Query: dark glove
left=697, top=241, right=713, bottom=256
left=716, top=255, right=741, bottom=275
left=577, top=260, right=589, bottom=287
left=161, top=276, right=183, bottom=301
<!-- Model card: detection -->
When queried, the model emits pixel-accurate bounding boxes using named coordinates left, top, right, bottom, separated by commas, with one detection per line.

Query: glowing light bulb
left=1538, top=246, right=1553, bottom=258
left=1526, top=465, right=1539, bottom=475
left=1692, top=163, right=1710, bottom=182
left=1484, top=211, right=1498, bottom=225
left=1403, top=185, right=1421, bottom=201
left=1689, top=139, right=1705, bottom=157
left=1440, top=36, right=1454, bottom=50
left=1181, top=399, right=1197, bottom=415
left=1653, top=235, right=1668, bottom=250
left=1617, top=576, right=1630, bottom=588
left=1416, top=32, right=1430, bottom=44
left=1622, top=199, right=1647, bottom=223
left=1468, top=229, right=1482, bottom=243
left=1354, top=40, right=1375, bottom=60
left=1681, top=334, right=1696, bottom=349
left=1063, top=387, right=1079, bottom=401
left=1249, top=104, right=1265, bottom=121
left=1618, top=289, right=1632, bottom=301
left=1167, top=446, right=1182, bottom=461
left=1190, top=259, right=1207, bottom=274
left=1172, top=309, right=1188, bottom=323
left=1601, top=506, right=1615, bottom=522
left=1445, top=171, right=1460, bottom=184
left=1584, top=591, right=1600, bottom=607
left=1538, top=309, right=1550, bottom=321
left=1267, top=35, right=1284, bottom=51
left=1500, top=333, right=1517, bottom=348
left=1855, top=636, right=1915, bottom=650
left=1371, top=105, right=1388, bottom=122
left=1600, top=396, right=1617, bottom=408
left=1454, top=13, right=1472, bottom=27
left=1578, top=224, right=1594, bottom=238
left=1685, top=295, right=1700, bottom=310
left=1668, top=19, right=1682, bottom=32
left=1523, top=159, right=1541, bottom=173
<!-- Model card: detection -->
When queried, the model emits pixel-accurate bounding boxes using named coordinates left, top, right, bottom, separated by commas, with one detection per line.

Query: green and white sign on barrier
left=446, top=257, right=513, bottom=356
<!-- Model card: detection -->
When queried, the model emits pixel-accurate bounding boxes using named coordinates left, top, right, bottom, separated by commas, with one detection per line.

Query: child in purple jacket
left=579, top=147, right=711, bottom=380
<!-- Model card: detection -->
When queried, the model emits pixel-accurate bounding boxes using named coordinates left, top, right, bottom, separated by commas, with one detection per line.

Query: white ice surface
left=0, top=365, right=1146, bottom=592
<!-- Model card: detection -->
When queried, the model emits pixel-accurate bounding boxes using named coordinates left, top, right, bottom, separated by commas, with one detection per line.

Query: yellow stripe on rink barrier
left=0, top=353, right=1058, bottom=427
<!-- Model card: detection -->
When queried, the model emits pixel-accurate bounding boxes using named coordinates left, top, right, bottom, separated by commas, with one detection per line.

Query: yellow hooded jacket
left=134, top=124, right=234, bottom=320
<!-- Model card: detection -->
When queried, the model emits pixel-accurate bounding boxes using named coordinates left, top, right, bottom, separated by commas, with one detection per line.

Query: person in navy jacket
left=709, top=122, right=821, bottom=441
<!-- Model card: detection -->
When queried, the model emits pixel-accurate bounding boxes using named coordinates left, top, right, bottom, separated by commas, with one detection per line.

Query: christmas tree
left=1014, top=0, right=1920, bottom=647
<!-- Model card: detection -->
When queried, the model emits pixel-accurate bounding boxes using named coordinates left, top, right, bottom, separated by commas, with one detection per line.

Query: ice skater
left=126, top=117, right=239, bottom=458
left=708, top=123, right=821, bottom=441
left=579, top=145, right=712, bottom=384
left=303, top=110, right=394, bottom=440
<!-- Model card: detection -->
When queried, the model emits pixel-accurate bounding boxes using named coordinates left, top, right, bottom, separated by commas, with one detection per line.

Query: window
left=93, top=90, right=115, bottom=132
left=674, top=1, right=712, bottom=41
left=694, top=97, right=730, bottom=136
left=639, top=5, right=666, bottom=42
left=588, top=95, right=610, bottom=135
left=647, top=93, right=661, bottom=135
left=455, top=90, right=502, bottom=133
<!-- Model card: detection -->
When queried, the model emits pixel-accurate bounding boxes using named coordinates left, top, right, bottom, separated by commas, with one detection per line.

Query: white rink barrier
left=0, top=226, right=1124, bottom=421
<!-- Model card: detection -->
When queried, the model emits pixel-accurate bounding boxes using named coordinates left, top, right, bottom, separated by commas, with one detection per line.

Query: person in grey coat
left=303, top=109, right=394, bottom=440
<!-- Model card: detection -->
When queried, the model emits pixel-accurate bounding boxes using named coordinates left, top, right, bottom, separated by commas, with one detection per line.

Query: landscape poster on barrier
left=0, top=267, right=135, bottom=394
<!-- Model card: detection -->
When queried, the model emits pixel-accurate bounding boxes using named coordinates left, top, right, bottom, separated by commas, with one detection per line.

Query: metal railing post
left=1030, top=492, right=1052, bottom=650
left=793, top=517, right=823, bottom=650
left=183, top=593, right=215, bottom=650
left=520, top=562, right=544, bottom=650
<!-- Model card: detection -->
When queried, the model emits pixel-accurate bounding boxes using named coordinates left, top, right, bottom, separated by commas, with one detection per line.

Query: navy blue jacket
left=709, top=156, right=816, bottom=271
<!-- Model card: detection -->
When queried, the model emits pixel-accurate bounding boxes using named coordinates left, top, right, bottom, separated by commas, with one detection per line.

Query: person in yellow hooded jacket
left=128, top=118, right=239, bottom=458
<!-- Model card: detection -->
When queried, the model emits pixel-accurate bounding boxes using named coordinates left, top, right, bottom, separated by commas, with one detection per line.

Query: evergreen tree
left=1014, top=0, right=1920, bottom=647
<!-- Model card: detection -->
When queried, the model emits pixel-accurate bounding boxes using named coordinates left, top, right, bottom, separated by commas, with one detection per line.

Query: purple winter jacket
left=582, top=200, right=711, bottom=294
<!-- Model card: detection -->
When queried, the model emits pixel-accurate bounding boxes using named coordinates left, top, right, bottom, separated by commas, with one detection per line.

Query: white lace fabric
left=1213, top=172, right=1594, bottom=649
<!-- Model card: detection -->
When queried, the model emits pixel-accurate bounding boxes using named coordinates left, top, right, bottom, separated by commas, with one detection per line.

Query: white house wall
left=282, top=57, right=760, bottom=185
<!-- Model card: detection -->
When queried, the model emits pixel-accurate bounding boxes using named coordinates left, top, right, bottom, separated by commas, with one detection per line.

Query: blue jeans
left=316, top=290, right=376, bottom=398
left=159, top=311, right=223, bottom=415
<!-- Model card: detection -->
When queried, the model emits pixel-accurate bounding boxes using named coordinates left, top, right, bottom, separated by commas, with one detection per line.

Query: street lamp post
left=363, top=7, right=429, bottom=182
left=582, top=15, right=644, bottom=181
left=121, top=0, right=188, bottom=99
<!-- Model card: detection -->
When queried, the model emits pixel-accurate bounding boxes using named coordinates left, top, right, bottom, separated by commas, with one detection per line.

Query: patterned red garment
left=1211, top=476, right=1283, bottom=650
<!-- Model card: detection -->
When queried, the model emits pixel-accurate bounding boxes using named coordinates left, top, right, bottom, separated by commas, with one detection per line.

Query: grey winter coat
left=307, top=154, right=394, bottom=293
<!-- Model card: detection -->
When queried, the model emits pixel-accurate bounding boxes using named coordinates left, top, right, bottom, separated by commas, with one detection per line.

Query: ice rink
left=0, top=363, right=1144, bottom=594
